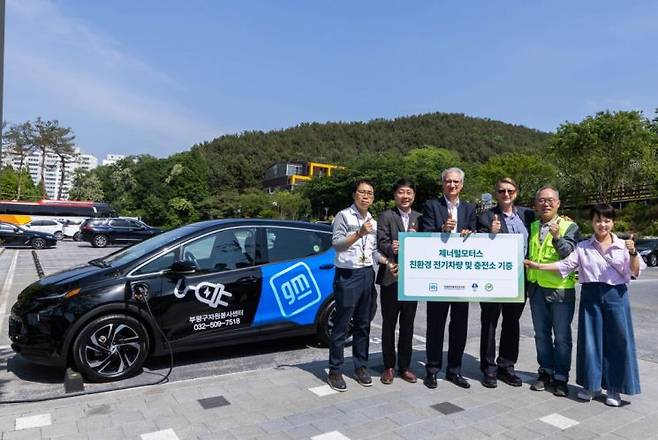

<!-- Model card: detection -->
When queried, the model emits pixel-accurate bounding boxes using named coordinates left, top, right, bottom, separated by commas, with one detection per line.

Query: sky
left=4, top=0, right=658, bottom=160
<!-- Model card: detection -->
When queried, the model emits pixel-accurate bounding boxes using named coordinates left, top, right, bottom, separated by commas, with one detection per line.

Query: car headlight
left=35, top=288, right=81, bottom=302
left=639, top=249, right=651, bottom=256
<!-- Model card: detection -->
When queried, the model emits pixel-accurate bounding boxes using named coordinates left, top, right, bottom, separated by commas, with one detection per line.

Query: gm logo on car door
left=269, top=262, right=322, bottom=317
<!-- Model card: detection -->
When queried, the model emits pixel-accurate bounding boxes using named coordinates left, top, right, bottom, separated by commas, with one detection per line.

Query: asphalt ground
left=0, top=241, right=657, bottom=440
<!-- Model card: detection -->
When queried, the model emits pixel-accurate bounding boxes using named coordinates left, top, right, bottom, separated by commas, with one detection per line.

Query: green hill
left=193, top=112, right=552, bottom=190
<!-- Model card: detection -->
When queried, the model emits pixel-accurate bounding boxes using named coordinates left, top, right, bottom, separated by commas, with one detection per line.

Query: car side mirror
left=167, top=260, right=197, bottom=275
left=15, top=228, right=23, bottom=234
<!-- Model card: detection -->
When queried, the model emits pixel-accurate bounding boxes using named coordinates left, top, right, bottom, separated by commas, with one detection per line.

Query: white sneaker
left=605, top=392, right=621, bottom=407
left=577, top=389, right=601, bottom=401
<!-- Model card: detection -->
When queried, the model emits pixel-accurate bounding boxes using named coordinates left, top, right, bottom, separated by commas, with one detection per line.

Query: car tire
left=92, top=234, right=109, bottom=248
left=72, top=314, right=149, bottom=382
left=650, top=253, right=658, bottom=267
left=54, top=231, right=64, bottom=241
left=316, top=299, right=353, bottom=347
left=30, top=237, right=47, bottom=249
left=73, top=231, right=82, bottom=241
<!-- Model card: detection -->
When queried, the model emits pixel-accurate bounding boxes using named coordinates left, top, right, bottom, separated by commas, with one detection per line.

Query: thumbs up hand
left=443, top=211, right=457, bottom=232
left=626, top=233, right=637, bottom=255
left=491, top=214, right=501, bottom=233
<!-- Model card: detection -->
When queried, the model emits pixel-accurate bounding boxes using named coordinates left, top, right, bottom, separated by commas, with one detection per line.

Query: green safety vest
left=527, top=218, right=576, bottom=289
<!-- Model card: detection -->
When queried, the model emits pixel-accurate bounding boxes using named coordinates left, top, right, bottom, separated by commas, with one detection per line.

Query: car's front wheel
left=316, top=299, right=353, bottom=347
left=73, top=231, right=82, bottom=241
left=92, top=234, right=109, bottom=248
left=72, top=314, right=149, bottom=382
left=54, top=231, right=64, bottom=241
left=30, top=237, right=47, bottom=249
left=649, top=253, right=658, bottom=267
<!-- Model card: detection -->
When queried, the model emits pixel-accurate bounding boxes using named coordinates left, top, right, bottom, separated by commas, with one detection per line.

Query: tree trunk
left=16, top=157, right=24, bottom=199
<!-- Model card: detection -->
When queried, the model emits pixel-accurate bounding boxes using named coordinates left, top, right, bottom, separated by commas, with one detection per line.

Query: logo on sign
left=429, top=283, right=438, bottom=292
left=471, top=283, right=479, bottom=292
left=485, top=282, right=494, bottom=292
left=174, top=279, right=233, bottom=308
left=270, top=262, right=321, bottom=317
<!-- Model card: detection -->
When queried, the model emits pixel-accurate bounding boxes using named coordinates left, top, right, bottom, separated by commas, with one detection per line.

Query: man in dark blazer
left=422, top=167, right=477, bottom=389
left=476, top=177, right=535, bottom=388
left=376, top=178, right=422, bottom=385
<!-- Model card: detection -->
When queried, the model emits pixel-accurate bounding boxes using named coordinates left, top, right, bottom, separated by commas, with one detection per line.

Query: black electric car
left=9, top=219, right=340, bottom=382
left=636, top=237, right=658, bottom=267
left=0, top=221, right=58, bottom=249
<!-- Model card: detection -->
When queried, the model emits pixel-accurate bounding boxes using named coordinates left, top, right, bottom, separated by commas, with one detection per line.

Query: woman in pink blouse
left=525, top=204, right=643, bottom=407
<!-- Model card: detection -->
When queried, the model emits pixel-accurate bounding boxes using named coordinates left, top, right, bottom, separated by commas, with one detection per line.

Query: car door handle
left=319, top=264, right=334, bottom=270
left=238, top=276, right=258, bottom=283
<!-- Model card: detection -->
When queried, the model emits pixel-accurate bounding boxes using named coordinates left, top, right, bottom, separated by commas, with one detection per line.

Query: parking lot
left=1, top=240, right=658, bottom=439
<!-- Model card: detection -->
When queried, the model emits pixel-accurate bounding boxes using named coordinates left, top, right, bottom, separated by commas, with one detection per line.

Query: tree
left=32, top=118, right=59, bottom=198
left=472, top=152, right=558, bottom=205
left=68, top=168, right=105, bottom=201
left=48, top=124, right=76, bottom=200
left=550, top=111, right=657, bottom=204
left=5, top=122, right=35, bottom=200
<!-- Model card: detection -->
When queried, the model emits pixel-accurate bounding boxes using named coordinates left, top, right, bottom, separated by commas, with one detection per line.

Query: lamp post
left=0, top=0, right=5, bottom=165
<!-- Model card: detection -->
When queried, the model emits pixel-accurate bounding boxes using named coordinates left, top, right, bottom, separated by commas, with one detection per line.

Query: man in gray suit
left=376, top=178, right=421, bottom=385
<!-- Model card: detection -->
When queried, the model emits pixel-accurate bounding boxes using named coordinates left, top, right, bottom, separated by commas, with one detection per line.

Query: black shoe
left=482, top=373, right=498, bottom=388
left=423, top=373, right=438, bottom=389
left=530, top=371, right=552, bottom=391
left=354, top=367, right=372, bottom=387
left=327, top=372, right=347, bottom=392
left=552, top=380, right=569, bottom=397
left=446, top=373, right=471, bottom=389
left=497, top=369, right=522, bottom=387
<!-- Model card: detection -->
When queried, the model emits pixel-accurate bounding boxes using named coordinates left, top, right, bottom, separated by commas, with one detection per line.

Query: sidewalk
left=2, top=336, right=657, bottom=440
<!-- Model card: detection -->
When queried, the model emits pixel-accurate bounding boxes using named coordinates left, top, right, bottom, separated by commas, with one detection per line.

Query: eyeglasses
left=537, top=198, right=556, bottom=205
left=443, top=179, right=461, bottom=185
left=356, top=190, right=374, bottom=197
left=497, top=189, right=516, bottom=195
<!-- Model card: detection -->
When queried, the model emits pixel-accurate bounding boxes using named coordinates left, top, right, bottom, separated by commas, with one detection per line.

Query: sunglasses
left=497, top=189, right=516, bottom=195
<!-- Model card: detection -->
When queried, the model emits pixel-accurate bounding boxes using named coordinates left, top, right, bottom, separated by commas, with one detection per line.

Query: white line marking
left=141, top=428, right=180, bottom=440
left=15, top=413, right=52, bottom=430
left=312, top=431, right=351, bottom=440
left=370, top=322, right=426, bottom=343
left=0, top=250, right=19, bottom=332
left=309, top=385, right=338, bottom=397
left=540, top=413, right=579, bottom=430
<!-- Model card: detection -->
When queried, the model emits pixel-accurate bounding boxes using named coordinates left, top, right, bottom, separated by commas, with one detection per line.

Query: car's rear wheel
left=317, top=299, right=353, bottom=347
left=72, top=314, right=149, bottom=382
left=54, top=231, right=64, bottom=241
left=73, top=231, right=82, bottom=241
left=650, top=253, right=657, bottom=267
left=30, top=237, right=46, bottom=249
left=92, top=234, right=109, bottom=248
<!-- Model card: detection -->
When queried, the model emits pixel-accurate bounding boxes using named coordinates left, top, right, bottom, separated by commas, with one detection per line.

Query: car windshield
left=93, top=224, right=200, bottom=268
left=635, top=239, right=656, bottom=249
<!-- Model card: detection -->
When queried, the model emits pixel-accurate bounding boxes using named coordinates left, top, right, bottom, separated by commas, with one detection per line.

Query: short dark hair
left=392, top=178, right=416, bottom=193
left=589, top=204, right=615, bottom=220
left=352, top=179, right=374, bottom=193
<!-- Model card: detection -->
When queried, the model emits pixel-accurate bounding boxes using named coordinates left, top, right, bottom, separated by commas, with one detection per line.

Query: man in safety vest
left=526, top=186, right=581, bottom=397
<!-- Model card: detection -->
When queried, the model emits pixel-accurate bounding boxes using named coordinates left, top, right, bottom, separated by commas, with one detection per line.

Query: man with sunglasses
left=525, top=186, right=581, bottom=397
left=422, top=167, right=476, bottom=389
left=476, top=177, right=535, bottom=388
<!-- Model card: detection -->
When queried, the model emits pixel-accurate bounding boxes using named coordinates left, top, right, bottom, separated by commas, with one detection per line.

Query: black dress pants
left=380, top=283, right=417, bottom=371
left=329, top=267, right=374, bottom=373
left=425, top=301, right=468, bottom=374
left=479, top=301, right=526, bottom=374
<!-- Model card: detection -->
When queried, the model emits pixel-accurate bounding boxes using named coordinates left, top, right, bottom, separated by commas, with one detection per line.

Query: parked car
left=24, top=219, right=64, bottom=240
left=80, top=218, right=163, bottom=248
left=636, top=237, right=658, bottom=267
left=60, top=219, right=84, bottom=241
left=9, top=219, right=339, bottom=382
left=0, top=221, right=58, bottom=249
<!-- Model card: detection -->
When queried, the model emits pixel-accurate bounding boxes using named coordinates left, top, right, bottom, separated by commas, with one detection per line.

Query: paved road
left=1, top=242, right=658, bottom=440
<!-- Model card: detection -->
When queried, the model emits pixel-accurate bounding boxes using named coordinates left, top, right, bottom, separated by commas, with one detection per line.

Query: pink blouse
left=556, top=234, right=646, bottom=285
